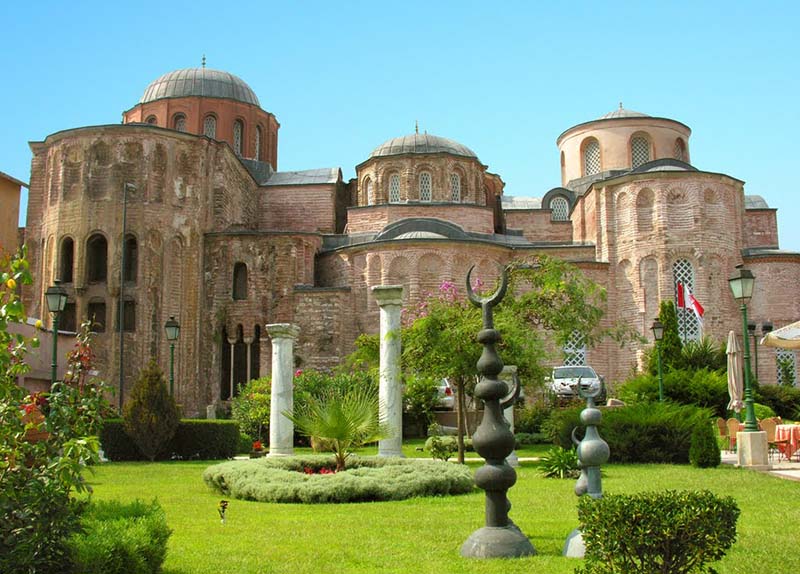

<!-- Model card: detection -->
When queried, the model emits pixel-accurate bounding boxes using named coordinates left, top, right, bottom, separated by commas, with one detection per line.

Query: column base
left=461, top=526, right=536, bottom=558
left=735, top=431, right=770, bottom=470
left=267, top=449, right=294, bottom=458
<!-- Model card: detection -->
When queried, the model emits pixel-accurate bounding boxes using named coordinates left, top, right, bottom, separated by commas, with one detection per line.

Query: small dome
left=370, top=133, right=477, bottom=159
left=598, top=106, right=650, bottom=120
left=139, top=68, right=260, bottom=107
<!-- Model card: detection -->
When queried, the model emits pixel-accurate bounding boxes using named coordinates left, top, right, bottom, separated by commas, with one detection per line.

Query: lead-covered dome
left=139, top=68, right=260, bottom=107
left=597, top=106, right=650, bottom=120
left=370, top=133, right=477, bottom=159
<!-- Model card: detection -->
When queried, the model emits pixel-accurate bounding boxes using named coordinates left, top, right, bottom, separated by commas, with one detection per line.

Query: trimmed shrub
left=515, top=402, right=552, bottom=434
left=67, top=500, right=171, bottom=574
left=203, top=455, right=474, bottom=503
left=577, top=490, right=739, bottom=574
left=514, top=432, right=547, bottom=447
left=424, top=435, right=473, bottom=460
left=755, top=383, right=800, bottom=419
left=123, top=361, right=179, bottom=461
left=689, top=420, right=721, bottom=468
left=618, top=369, right=729, bottom=417
left=101, top=419, right=240, bottom=461
left=546, top=402, right=710, bottom=464
left=753, top=402, right=776, bottom=420
left=230, top=377, right=270, bottom=441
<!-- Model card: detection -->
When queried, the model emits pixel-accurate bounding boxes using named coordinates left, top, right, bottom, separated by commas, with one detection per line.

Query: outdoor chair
left=726, top=418, right=741, bottom=452
left=760, top=418, right=790, bottom=462
left=716, top=418, right=729, bottom=451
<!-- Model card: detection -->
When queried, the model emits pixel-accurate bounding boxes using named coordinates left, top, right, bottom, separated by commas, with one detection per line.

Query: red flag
left=686, top=287, right=704, bottom=323
left=676, top=282, right=686, bottom=308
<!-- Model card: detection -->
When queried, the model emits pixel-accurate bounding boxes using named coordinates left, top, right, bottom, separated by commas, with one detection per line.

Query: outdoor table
left=775, top=424, right=800, bottom=460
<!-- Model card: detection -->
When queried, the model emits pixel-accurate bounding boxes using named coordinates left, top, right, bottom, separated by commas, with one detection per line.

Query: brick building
left=21, top=66, right=800, bottom=414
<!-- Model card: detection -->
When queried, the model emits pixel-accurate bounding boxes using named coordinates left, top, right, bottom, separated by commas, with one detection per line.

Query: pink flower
left=294, top=369, right=303, bottom=377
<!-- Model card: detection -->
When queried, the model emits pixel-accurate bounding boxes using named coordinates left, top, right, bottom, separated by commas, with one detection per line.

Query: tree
left=123, top=361, right=179, bottom=461
left=231, top=377, right=271, bottom=441
left=648, top=300, right=683, bottom=375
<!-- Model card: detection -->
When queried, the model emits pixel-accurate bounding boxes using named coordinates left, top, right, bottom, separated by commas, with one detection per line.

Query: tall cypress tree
left=648, top=300, right=684, bottom=375
left=123, top=360, right=180, bottom=461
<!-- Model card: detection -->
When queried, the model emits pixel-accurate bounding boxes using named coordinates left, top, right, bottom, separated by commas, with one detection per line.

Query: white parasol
left=726, top=330, right=743, bottom=413
left=760, top=320, right=800, bottom=350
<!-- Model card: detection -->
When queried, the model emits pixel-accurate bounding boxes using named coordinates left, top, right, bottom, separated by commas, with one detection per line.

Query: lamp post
left=729, top=265, right=758, bottom=432
left=651, top=320, right=665, bottom=402
left=748, top=321, right=758, bottom=382
left=164, top=316, right=180, bottom=396
left=45, top=280, right=68, bottom=386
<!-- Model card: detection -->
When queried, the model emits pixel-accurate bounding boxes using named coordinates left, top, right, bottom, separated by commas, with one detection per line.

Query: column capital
left=266, top=323, right=300, bottom=340
left=372, top=285, right=403, bottom=307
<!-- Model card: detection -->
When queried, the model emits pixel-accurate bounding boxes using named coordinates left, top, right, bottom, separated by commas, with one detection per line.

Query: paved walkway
left=720, top=450, right=800, bottom=481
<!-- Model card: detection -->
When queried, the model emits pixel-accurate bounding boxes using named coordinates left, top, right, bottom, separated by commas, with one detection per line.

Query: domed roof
left=370, top=133, right=477, bottom=159
left=139, top=68, right=260, bottom=106
left=598, top=105, right=650, bottom=120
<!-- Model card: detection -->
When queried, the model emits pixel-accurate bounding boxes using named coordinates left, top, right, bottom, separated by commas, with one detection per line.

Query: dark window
left=233, top=325, right=246, bottom=396
left=220, top=327, right=231, bottom=401
left=59, top=237, right=74, bottom=283
left=250, top=325, right=261, bottom=380
left=146, top=115, right=157, bottom=125
left=61, top=302, right=77, bottom=333
left=123, top=236, right=137, bottom=283
left=117, top=300, right=136, bottom=332
left=87, top=300, right=106, bottom=333
left=86, top=234, right=108, bottom=283
left=233, top=262, right=248, bottom=300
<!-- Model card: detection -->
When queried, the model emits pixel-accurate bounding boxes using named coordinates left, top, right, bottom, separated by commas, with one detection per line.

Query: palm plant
left=284, top=386, right=388, bottom=471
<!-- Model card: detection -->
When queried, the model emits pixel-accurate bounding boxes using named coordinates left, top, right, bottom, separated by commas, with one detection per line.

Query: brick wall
left=504, top=210, right=573, bottom=242
left=743, top=209, right=779, bottom=248
left=346, top=204, right=495, bottom=234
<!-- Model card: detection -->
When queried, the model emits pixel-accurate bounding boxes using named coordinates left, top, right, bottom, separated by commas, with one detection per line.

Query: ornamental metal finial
left=415, top=120, right=419, bottom=134
left=461, top=264, right=535, bottom=558
left=202, top=54, right=206, bottom=68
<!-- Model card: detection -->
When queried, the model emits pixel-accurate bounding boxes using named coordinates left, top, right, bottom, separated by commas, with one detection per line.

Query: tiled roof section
left=140, top=68, right=260, bottom=107
left=501, top=196, right=542, bottom=210
left=263, top=168, right=340, bottom=186
left=370, top=133, right=477, bottom=159
left=745, top=195, right=769, bottom=209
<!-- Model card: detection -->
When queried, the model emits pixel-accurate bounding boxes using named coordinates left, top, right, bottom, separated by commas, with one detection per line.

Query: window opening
left=365, top=179, right=373, bottom=205
left=61, top=302, right=77, bottom=333
left=87, top=300, right=106, bottom=333
left=173, top=114, right=187, bottom=132
left=86, top=234, right=108, bottom=283
left=563, top=332, right=587, bottom=366
left=583, top=140, right=600, bottom=176
left=118, top=300, right=136, bottom=332
left=631, top=136, right=650, bottom=168
left=123, top=236, right=137, bottom=284
left=389, top=175, right=401, bottom=203
left=551, top=196, right=569, bottom=221
left=419, top=172, right=432, bottom=202
left=233, top=262, right=248, bottom=300
left=776, top=349, right=797, bottom=386
left=146, top=116, right=157, bottom=125
left=674, top=138, right=686, bottom=162
left=203, top=115, right=217, bottom=138
left=60, top=237, right=74, bottom=283
left=233, top=120, right=243, bottom=156
left=255, top=126, right=262, bottom=160
left=673, top=259, right=700, bottom=341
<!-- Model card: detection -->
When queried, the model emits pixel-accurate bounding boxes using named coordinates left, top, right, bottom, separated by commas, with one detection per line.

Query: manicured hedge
left=546, top=402, right=712, bottom=464
left=101, top=419, right=239, bottom=461
left=578, top=490, right=739, bottom=574
left=67, top=500, right=171, bottom=574
left=203, top=455, right=474, bottom=503
left=755, top=383, right=800, bottom=419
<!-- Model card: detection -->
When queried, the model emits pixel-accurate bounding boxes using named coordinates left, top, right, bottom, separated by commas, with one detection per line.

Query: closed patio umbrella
left=726, top=330, right=743, bottom=414
left=760, top=320, right=800, bottom=349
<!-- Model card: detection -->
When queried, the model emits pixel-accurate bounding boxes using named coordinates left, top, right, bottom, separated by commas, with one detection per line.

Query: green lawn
left=83, top=458, right=800, bottom=574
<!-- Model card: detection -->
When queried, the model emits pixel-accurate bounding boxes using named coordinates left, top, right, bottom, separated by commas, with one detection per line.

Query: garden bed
left=203, top=455, right=474, bottom=503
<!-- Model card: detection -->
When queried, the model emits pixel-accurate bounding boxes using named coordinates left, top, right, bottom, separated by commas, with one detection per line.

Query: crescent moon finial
left=465, top=264, right=508, bottom=308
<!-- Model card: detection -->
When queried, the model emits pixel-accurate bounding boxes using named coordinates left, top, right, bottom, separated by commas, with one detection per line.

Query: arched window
left=255, top=126, right=262, bottom=160
left=203, top=115, right=217, bottom=139
left=365, top=178, right=373, bottom=205
left=173, top=114, right=187, bottom=132
left=233, top=120, right=243, bottom=156
left=233, top=262, right=248, bottom=300
left=87, top=299, right=106, bottom=333
left=674, top=138, right=687, bottom=162
left=59, top=237, right=74, bottom=283
left=86, top=234, right=108, bottom=283
left=145, top=116, right=157, bottom=125
left=449, top=173, right=461, bottom=202
left=673, top=258, right=700, bottom=342
left=419, top=172, right=432, bottom=202
left=551, top=196, right=569, bottom=221
left=389, top=174, right=401, bottom=203
left=123, top=235, right=137, bottom=284
left=582, top=139, right=600, bottom=176
left=631, top=135, right=651, bottom=168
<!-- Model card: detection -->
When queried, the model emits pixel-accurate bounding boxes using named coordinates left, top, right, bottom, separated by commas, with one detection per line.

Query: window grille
left=631, top=136, right=650, bottom=168
left=551, top=196, right=569, bottom=221
left=674, top=138, right=686, bottom=161
left=203, top=116, right=217, bottom=139
left=87, top=301, right=106, bottom=333
left=450, top=173, right=461, bottom=202
left=776, top=349, right=797, bottom=386
left=583, top=140, right=600, bottom=176
left=255, top=126, right=262, bottom=160
left=365, top=179, right=373, bottom=205
left=174, top=115, right=186, bottom=132
left=563, top=332, right=587, bottom=366
left=672, top=258, right=700, bottom=341
left=419, top=172, right=432, bottom=202
left=389, top=175, right=401, bottom=203
left=146, top=116, right=157, bottom=125
left=233, top=120, right=243, bottom=156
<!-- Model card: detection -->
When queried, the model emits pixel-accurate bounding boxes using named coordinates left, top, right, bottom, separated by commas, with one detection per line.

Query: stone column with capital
left=372, top=285, right=404, bottom=457
left=266, top=323, right=300, bottom=457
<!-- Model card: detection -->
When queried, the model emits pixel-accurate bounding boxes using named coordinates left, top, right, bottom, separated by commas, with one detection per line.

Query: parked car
left=547, top=366, right=606, bottom=402
left=436, top=378, right=456, bottom=410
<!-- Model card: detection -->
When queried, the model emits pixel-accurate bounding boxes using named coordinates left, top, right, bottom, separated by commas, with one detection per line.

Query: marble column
left=372, top=285, right=404, bottom=457
left=266, top=323, right=300, bottom=457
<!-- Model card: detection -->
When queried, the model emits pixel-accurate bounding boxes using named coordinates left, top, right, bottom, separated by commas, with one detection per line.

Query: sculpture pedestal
left=736, top=431, right=770, bottom=470
left=461, top=526, right=536, bottom=558
left=563, top=527, right=585, bottom=557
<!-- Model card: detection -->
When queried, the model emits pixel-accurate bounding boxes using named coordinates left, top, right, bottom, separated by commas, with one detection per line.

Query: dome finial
left=415, top=120, right=419, bottom=134
left=619, top=101, right=623, bottom=110
left=202, top=54, right=206, bottom=68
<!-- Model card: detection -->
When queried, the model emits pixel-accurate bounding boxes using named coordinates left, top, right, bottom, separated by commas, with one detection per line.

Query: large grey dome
left=139, top=68, right=260, bottom=106
left=598, top=106, right=650, bottom=120
left=370, top=133, right=477, bottom=159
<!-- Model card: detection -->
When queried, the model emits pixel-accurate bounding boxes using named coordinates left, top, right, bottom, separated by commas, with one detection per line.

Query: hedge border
left=101, top=419, right=239, bottom=461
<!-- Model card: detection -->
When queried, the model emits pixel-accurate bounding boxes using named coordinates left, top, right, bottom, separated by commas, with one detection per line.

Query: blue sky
left=3, top=1, right=799, bottom=250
